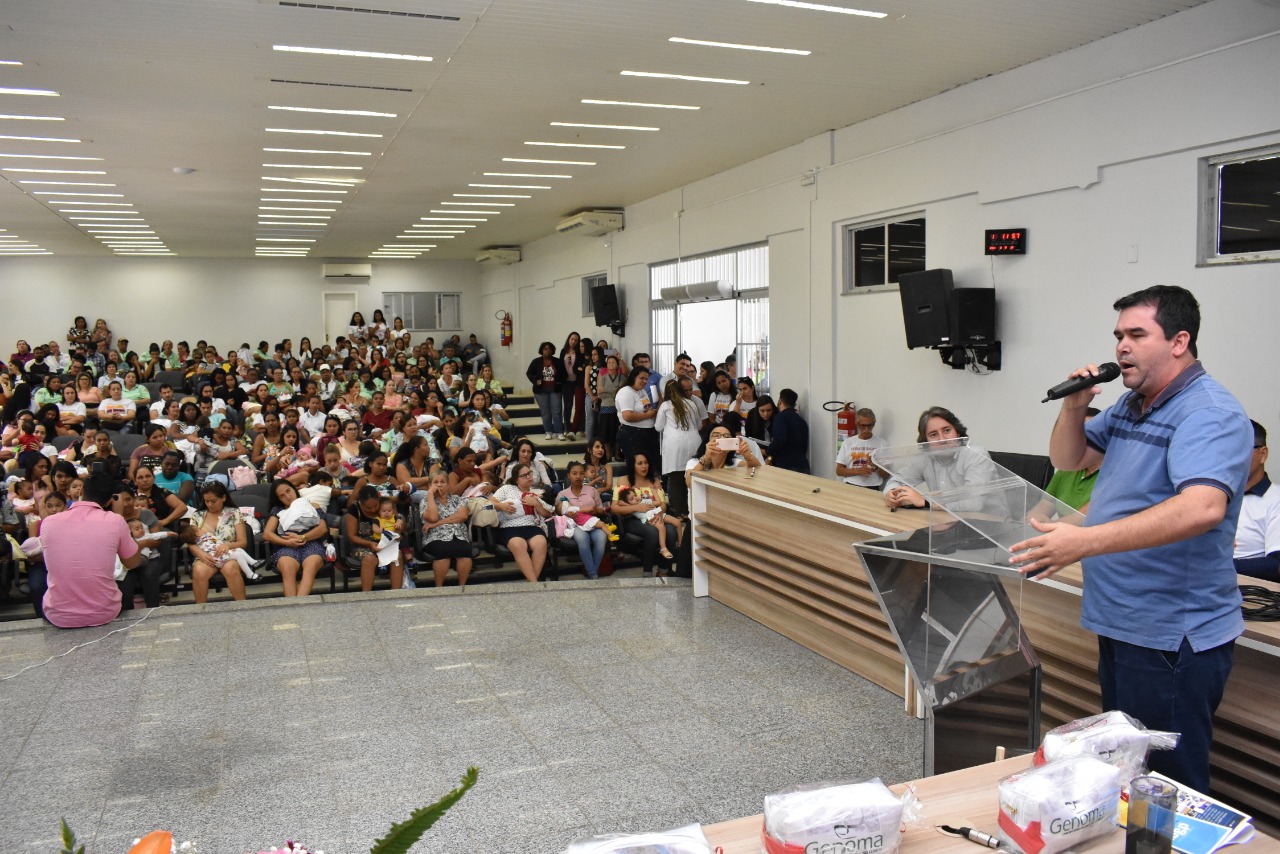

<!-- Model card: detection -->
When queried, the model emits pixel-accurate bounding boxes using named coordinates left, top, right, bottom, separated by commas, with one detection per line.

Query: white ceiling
left=0, top=0, right=1209, bottom=261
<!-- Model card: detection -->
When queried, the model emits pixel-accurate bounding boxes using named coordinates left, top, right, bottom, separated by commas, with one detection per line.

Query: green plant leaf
left=59, top=818, right=85, bottom=854
left=370, top=766, right=478, bottom=854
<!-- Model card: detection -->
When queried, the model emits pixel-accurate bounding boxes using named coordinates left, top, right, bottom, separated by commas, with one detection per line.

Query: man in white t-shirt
left=148, top=384, right=175, bottom=418
left=835, top=407, right=888, bottom=489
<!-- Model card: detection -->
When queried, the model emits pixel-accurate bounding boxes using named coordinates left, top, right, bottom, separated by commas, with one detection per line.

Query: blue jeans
left=569, top=526, right=608, bottom=577
left=1097, top=635, right=1234, bottom=793
left=533, top=390, right=563, bottom=434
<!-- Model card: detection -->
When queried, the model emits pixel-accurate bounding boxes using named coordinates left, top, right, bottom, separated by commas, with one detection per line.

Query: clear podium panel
left=853, top=439, right=1061, bottom=775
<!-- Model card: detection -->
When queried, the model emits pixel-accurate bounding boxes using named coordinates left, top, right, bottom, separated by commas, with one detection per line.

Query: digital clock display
left=985, top=229, right=1027, bottom=255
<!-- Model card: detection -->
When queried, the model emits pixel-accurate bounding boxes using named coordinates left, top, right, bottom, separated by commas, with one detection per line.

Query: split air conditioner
left=322, top=263, right=372, bottom=282
left=556, top=210, right=623, bottom=237
left=475, top=248, right=521, bottom=268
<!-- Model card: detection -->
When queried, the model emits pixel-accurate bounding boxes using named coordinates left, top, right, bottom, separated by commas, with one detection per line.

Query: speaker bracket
left=936, top=341, right=1001, bottom=372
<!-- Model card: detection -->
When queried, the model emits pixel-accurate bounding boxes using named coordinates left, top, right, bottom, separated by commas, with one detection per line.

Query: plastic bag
left=997, top=755, right=1122, bottom=854
left=1034, top=710, right=1179, bottom=783
left=561, top=823, right=712, bottom=854
left=762, top=778, right=911, bottom=854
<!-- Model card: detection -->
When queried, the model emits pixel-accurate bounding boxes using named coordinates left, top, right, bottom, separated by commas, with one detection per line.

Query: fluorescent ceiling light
left=48, top=201, right=133, bottom=206
left=0, top=153, right=102, bottom=160
left=32, top=191, right=122, bottom=196
left=265, top=128, right=383, bottom=138
left=257, top=212, right=331, bottom=218
left=3, top=169, right=104, bottom=174
left=387, top=245, right=435, bottom=249
left=453, top=193, right=530, bottom=198
left=420, top=216, right=487, bottom=221
left=468, top=183, right=549, bottom=189
left=503, top=157, right=595, bottom=166
left=401, top=235, right=453, bottom=239
left=67, top=217, right=145, bottom=221
left=0, top=88, right=59, bottom=96
left=484, top=172, right=570, bottom=179
left=442, top=201, right=514, bottom=207
left=0, top=61, right=21, bottom=66
left=582, top=99, right=699, bottom=110
left=85, top=229, right=155, bottom=234
left=669, top=37, right=810, bottom=55
left=261, top=197, right=344, bottom=203
left=273, top=45, right=432, bottom=62
left=370, top=255, right=416, bottom=258
left=259, top=206, right=336, bottom=212
left=256, top=238, right=317, bottom=242
left=414, top=223, right=475, bottom=228
left=620, top=71, right=749, bottom=85
left=743, top=0, right=887, bottom=16
left=258, top=223, right=327, bottom=228
left=0, top=115, right=65, bottom=121
left=58, top=209, right=135, bottom=214
left=268, top=106, right=397, bottom=117
left=258, top=187, right=347, bottom=194
left=262, top=176, right=362, bottom=186
left=524, top=141, right=624, bottom=150
left=264, top=148, right=371, bottom=156
left=262, top=163, right=362, bottom=170
left=0, top=134, right=81, bottom=143
left=431, top=209, right=499, bottom=215
left=551, top=122, right=657, bottom=132
left=20, top=181, right=115, bottom=186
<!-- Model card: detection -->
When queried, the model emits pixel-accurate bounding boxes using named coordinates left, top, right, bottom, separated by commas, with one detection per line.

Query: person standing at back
left=769, top=388, right=810, bottom=474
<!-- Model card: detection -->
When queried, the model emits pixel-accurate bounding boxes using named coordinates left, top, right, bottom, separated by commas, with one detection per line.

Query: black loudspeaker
left=591, top=284, right=621, bottom=326
left=950, top=288, right=996, bottom=344
left=898, top=268, right=954, bottom=349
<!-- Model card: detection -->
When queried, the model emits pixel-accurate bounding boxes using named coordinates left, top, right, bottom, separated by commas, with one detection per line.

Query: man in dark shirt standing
left=768, top=388, right=810, bottom=474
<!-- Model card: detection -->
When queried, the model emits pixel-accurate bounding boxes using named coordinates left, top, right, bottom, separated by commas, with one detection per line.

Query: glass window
left=1199, top=146, right=1280, bottom=266
left=582, top=273, right=607, bottom=317
left=843, top=215, right=927, bottom=293
left=382, top=292, right=461, bottom=331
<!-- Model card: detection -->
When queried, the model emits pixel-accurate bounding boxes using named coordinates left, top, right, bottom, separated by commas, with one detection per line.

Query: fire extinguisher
left=497, top=310, right=513, bottom=348
left=824, top=400, right=858, bottom=452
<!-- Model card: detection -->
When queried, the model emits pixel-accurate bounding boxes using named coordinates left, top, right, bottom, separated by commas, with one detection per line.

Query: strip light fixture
left=742, top=0, right=887, bottom=16
left=620, top=71, right=748, bottom=85
left=582, top=99, right=698, bottom=110
left=273, top=45, right=432, bottom=62
left=669, top=37, right=810, bottom=54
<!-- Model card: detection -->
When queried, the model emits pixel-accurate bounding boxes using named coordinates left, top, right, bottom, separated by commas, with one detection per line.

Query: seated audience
left=1235, top=419, right=1280, bottom=582
left=835, top=407, right=887, bottom=490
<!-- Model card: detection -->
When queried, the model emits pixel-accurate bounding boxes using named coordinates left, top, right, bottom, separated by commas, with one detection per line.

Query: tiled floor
left=0, top=580, right=924, bottom=854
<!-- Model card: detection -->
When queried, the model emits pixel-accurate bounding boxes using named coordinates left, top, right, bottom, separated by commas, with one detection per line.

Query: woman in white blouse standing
left=614, top=365, right=660, bottom=472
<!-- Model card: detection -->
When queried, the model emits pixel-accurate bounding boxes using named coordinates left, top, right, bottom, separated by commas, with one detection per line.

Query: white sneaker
left=545, top=432, right=553, bottom=440
left=557, top=433, right=566, bottom=441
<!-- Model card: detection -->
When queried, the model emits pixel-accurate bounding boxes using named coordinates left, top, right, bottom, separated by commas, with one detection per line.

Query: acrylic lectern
left=853, top=439, right=1084, bottom=775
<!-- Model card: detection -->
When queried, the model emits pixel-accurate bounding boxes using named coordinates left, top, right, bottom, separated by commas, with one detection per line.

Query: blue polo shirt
left=1081, top=361, right=1251, bottom=652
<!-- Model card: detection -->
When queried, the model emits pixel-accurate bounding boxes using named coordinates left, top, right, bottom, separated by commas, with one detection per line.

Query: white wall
left=0, top=257, right=482, bottom=354
left=479, top=0, right=1280, bottom=477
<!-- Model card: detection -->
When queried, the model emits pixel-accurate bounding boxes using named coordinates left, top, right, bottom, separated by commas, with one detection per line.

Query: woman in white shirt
left=348, top=311, right=368, bottom=342
left=654, top=378, right=704, bottom=517
left=57, top=384, right=87, bottom=436
left=614, top=366, right=660, bottom=470
left=490, top=463, right=553, bottom=582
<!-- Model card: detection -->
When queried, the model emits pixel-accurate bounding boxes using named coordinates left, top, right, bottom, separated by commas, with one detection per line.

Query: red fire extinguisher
left=825, top=400, right=858, bottom=452
left=498, top=311, right=513, bottom=347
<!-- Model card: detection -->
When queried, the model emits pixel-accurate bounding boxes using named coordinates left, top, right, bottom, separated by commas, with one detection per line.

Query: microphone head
left=1096, top=362, right=1121, bottom=382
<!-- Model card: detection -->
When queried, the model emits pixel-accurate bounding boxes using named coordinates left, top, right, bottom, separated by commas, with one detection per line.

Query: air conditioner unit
left=659, top=280, right=733, bottom=304
left=322, top=263, right=372, bottom=282
left=475, top=248, right=521, bottom=268
left=556, top=210, right=623, bottom=237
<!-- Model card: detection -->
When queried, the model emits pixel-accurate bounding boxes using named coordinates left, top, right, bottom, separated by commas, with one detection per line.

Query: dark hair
left=354, top=485, right=380, bottom=506
left=625, top=365, right=650, bottom=388
left=505, top=462, right=532, bottom=486
left=390, top=435, right=428, bottom=472
left=1252, top=419, right=1267, bottom=449
left=1112, top=285, right=1200, bottom=358
left=624, top=452, right=654, bottom=485
left=201, top=480, right=237, bottom=508
left=83, top=472, right=118, bottom=506
left=778, top=388, right=798, bottom=408
left=538, top=341, right=556, bottom=357
left=268, top=478, right=299, bottom=510
left=565, top=460, right=585, bottom=475
left=915, top=406, right=968, bottom=443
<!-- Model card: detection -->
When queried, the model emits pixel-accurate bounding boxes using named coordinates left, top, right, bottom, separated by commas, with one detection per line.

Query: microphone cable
left=1240, top=585, right=1280, bottom=622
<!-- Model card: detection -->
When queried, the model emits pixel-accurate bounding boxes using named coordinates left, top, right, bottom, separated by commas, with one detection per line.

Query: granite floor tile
left=0, top=586, right=922, bottom=853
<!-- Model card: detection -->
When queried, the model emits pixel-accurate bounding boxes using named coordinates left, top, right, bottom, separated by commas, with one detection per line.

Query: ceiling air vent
left=475, top=248, right=521, bottom=268
left=322, top=263, right=372, bottom=282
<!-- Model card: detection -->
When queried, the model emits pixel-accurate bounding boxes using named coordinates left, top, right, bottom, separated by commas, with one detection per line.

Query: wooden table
left=702, top=755, right=1280, bottom=854
left=688, top=466, right=1280, bottom=832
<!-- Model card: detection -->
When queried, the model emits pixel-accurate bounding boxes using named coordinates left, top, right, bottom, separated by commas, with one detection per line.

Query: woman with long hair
left=556, top=461, right=609, bottom=579
left=654, top=378, right=704, bottom=517
left=188, top=481, right=251, bottom=603
left=614, top=452, right=679, bottom=576
left=263, top=478, right=329, bottom=597
left=594, top=354, right=627, bottom=461
left=583, top=438, right=613, bottom=493
left=559, top=331, right=584, bottom=439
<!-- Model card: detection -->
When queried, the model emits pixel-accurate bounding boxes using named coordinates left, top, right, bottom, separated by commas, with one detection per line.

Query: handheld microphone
left=1041, top=362, right=1120, bottom=403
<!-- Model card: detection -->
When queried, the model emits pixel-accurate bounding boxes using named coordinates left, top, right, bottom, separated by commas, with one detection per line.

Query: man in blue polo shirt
left=1010, top=285, right=1251, bottom=793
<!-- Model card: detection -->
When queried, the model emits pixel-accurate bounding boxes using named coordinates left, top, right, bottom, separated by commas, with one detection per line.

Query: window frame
left=1197, top=144, right=1280, bottom=267
left=582, top=272, right=607, bottom=318
left=381, top=292, right=462, bottom=332
left=840, top=213, right=927, bottom=295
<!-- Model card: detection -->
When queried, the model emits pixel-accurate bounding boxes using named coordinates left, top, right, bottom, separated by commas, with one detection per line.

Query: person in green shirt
left=33, top=375, right=63, bottom=409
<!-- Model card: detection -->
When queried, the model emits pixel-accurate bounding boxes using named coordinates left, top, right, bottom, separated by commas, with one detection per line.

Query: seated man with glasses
left=835, top=407, right=887, bottom=490
left=1234, top=419, right=1280, bottom=582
